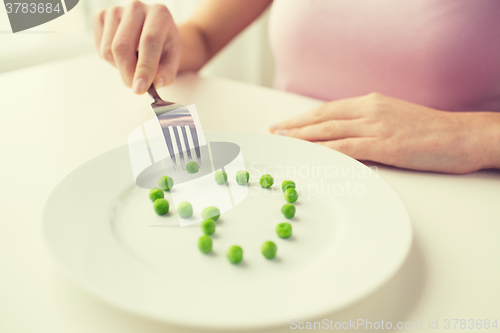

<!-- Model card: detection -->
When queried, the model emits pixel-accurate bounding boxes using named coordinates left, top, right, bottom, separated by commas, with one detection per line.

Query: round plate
left=41, top=131, right=412, bottom=330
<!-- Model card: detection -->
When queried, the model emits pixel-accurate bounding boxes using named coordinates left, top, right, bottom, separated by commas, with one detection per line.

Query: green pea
left=261, top=241, right=277, bottom=259
left=158, top=175, right=174, bottom=191
left=260, top=174, right=274, bottom=188
left=281, top=203, right=296, bottom=219
left=214, top=170, right=228, bottom=184
left=235, top=170, right=249, bottom=185
left=201, top=218, right=216, bottom=235
left=226, top=245, right=243, bottom=264
left=149, top=187, right=164, bottom=202
left=177, top=201, right=193, bottom=218
left=282, top=180, right=296, bottom=192
left=284, top=188, right=299, bottom=203
left=198, top=235, right=212, bottom=253
left=276, top=222, right=292, bottom=238
left=153, top=198, right=169, bottom=215
left=201, top=206, right=220, bottom=221
left=186, top=161, right=199, bottom=174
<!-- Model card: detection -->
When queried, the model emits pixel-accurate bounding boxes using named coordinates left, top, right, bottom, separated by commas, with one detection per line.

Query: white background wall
left=0, top=0, right=275, bottom=87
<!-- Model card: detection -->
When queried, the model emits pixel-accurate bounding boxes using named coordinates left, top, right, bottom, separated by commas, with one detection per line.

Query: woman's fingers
left=99, top=6, right=123, bottom=67
left=93, top=2, right=182, bottom=92
left=316, top=138, right=376, bottom=161
left=270, top=97, right=363, bottom=133
left=134, top=5, right=173, bottom=93
left=276, top=118, right=368, bottom=141
left=112, top=2, right=147, bottom=89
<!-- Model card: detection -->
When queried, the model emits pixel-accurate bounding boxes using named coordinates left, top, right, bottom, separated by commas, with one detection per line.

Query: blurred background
left=0, top=0, right=275, bottom=87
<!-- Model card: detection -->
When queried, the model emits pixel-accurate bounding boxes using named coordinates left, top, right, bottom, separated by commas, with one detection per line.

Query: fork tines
left=155, top=108, right=202, bottom=171
left=148, top=84, right=202, bottom=170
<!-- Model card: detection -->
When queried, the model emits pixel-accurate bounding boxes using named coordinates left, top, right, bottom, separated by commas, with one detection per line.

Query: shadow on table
left=49, top=235, right=426, bottom=333
left=259, top=234, right=427, bottom=333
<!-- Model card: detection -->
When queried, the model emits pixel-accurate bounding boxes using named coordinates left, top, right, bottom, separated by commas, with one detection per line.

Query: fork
left=147, top=84, right=202, bottom=170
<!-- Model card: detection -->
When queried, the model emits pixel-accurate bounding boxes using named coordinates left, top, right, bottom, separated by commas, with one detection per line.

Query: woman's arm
left=473, top=112, right=500, bottom=170
left=93, top=0, right=272, bottom=94
left=179, top=0, right=272, bottom=72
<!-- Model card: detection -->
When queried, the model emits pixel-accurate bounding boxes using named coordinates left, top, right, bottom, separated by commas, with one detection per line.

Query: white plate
left=41, top=131, right=412, bottom=330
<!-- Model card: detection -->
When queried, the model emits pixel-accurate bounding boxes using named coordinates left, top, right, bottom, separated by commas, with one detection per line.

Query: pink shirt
left=269, top=0, right=500, bottom=111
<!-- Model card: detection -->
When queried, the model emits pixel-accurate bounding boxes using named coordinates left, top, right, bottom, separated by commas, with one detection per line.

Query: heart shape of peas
left=150, top=169, right=298, bottom=265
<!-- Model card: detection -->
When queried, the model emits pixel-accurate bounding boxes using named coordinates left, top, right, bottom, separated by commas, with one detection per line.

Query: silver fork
left=148, top=84, right=202, bottom=170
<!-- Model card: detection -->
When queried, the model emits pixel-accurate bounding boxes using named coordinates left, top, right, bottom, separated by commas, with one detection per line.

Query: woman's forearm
left=178, top=23, right=211, bottom=72
left=177, top=0, right=273, bottom=73
left=474, top=112, right=500, bottom=170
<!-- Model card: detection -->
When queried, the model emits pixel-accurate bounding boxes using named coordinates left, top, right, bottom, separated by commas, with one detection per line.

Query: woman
left=93, top=0, right=500, bottom=174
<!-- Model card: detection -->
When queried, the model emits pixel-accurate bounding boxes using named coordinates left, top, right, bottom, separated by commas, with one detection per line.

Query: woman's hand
left=270, top=93, right=489, bottom=174
left=93, top=1, right=181, bottom=94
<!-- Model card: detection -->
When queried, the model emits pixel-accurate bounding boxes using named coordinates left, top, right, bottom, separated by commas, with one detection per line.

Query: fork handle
left=147, top=84, right=163, bottom=103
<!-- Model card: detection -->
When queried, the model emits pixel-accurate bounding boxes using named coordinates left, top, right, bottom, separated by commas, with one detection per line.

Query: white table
left=1, top=54, right=499, bottom=333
